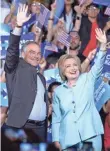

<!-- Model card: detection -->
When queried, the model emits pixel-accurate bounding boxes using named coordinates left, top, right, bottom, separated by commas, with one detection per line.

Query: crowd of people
left=0, top=0, right=110, bottom=151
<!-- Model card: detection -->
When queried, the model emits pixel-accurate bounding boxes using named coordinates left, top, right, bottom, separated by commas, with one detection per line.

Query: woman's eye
left=66, top=65, right=70, bottom=68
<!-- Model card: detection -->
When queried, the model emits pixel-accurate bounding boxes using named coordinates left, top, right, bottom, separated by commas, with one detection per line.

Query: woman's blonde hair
left=58, top=54, right=81, bottom=81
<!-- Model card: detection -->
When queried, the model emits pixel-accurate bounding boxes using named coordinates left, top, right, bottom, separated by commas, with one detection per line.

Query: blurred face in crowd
left=65, top=0, right=74, bottom=5
left=22, top=43, right=41, bottom=66
left=30, top=2, right=41, bottom=14
left=87, top=5, right=100, bottom=19
left=48, top=85, right=60, bottom=101
left=31, top=25, right=42, bottom=38
left=70, top=31, right=81, bottom=50
left=48, top=84, right=60, bottom=117
left=63, top=58, right=80, bottom=81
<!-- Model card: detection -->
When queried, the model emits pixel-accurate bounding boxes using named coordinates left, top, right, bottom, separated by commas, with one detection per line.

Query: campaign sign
left=95, top=77, right=110, bottom=111
left=0, top=32, right=35, bottom=59
left=0, top=83, right=8, bottom=107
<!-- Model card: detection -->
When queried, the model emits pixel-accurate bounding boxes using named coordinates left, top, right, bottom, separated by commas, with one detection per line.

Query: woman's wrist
left=100, top=43, right=107, bottom=51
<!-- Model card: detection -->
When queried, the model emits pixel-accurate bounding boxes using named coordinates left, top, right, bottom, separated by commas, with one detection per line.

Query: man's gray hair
left=21, top=41, right=39, bottom=52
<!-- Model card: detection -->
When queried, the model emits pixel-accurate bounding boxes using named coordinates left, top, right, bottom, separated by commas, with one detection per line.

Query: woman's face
left=65, top=0, right=74, bottom=5
left=63, top=58, right=80, bottom=80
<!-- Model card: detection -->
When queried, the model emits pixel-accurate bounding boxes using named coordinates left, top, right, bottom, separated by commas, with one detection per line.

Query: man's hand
left=83, top=0, right=92, bottom=6
left=1, top=113, right=7, bottom=127
left=39, top=57, right=47, bottom=73
left=74, top=5, right=82, bottom=15
left=17, top=4, right=31, bottom=26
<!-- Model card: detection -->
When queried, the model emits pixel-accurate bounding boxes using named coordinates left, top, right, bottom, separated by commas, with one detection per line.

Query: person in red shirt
left=79, top=3, right=107, bottom=58
left=103, top=99, right=110, bottom=151
left=83, top=4, right=99, bottom=57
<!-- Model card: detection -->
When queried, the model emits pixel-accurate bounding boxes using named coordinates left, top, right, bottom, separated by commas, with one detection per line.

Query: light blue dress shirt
left=29, top=75, right=46, bottom=121
left=52, top=50, right=106, bottom=150
left=65, top=10, right=74, bottom=33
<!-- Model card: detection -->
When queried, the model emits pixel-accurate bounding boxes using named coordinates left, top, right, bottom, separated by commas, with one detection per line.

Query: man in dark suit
left=4, top=4, right=48, bottom=142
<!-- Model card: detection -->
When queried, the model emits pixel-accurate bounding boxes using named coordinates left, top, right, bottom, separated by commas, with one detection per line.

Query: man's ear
left=21, top=51, right=25, bottom=58
left=86, top=9, right=89, bottom=15
left=48, top=92, right=52, bottom=100
left=97, top=9, right=100, bottom=15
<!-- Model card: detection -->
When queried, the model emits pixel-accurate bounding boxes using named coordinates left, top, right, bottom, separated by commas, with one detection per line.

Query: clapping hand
left=17, top=4, right=31, bottom=26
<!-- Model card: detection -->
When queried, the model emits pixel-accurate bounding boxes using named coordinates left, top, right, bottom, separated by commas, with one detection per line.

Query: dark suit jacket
left=4, top=33, right=48, bottom=128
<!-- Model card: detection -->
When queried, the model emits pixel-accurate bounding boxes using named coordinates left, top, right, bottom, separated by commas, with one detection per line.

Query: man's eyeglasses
left=31, top=2, right=41, bottom=6
left=88, top=6, right=98, bottom=10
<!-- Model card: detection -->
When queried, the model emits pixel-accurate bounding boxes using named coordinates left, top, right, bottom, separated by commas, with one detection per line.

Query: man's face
left=87, top=5, right=100, bottom=19
left=31, top=2, right=41, bottom=14
left=31, top=25, right=42, bottom=38
left=70, top=32, right=81, bottom=49
left=65, top=0, right=74, bottom=5
left=22, top=43, right=41, bottom=67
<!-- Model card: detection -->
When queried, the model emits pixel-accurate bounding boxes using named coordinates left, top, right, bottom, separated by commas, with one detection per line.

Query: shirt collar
left=62, top=81, right=76, bottom=88
left=66, top=9, right=73, bottom=17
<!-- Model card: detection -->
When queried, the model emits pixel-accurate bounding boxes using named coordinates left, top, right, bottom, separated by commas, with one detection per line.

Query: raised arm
left=73, top=0, right=92, bottom=32
left=47, top=1, right=56, bottom=42
left=73, top=5, right=82, bottom=32
left=88, top=28, right=107, bottom=81
left=81, top=49, right=97, bottom=73
left=4, top=4, right=31, bottom=73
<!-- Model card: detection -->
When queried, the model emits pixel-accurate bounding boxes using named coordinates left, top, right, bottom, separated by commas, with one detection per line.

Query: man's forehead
left=31, top=1, right=41, bottom=6
left=70, top=32, right=80, bottom=38
left=87, top=4, right=100, bottom=10
left=27, top=43, right=40, bottom=50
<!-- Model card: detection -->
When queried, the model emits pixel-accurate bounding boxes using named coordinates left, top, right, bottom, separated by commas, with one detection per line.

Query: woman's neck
left=67, top=79, right=78, bottom=87
left=65, top=5, right=72, bottom=15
